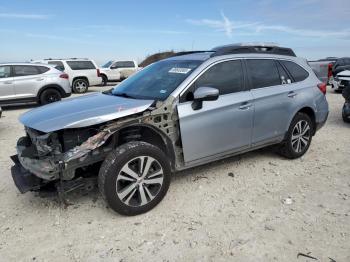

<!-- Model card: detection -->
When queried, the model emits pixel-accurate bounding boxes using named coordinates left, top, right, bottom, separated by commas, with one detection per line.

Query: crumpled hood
left=19, top=92, right=154, bottom=133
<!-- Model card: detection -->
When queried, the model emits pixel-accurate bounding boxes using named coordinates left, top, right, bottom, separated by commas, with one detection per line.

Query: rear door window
left=66, top=61, right=96, bottom=70
left=13, top=65, right=39, bottom=77
left=0, top=66, right=11, bottom=78
left=276, top=61, right=292, bottom=84
left=281, top=61, right=309, bottom=82
left=246, top=59, right=280, bottom=89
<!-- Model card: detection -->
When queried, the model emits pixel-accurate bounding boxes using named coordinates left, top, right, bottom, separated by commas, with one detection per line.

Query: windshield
left=102, top=61, right=113, bottom=68
left=111, top=59, right=202, bottom=100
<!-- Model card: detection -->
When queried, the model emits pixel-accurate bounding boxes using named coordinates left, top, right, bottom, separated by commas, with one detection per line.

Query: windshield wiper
left=113, top=92, right=136, bottom=99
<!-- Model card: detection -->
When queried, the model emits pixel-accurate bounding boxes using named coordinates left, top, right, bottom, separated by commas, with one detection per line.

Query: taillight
left=97, top=69, right=101, bottom=77
left=60, top=73, right=69, bottom=79
left=327, top=63, right=333, bottom=78
left=318, top=83, right=327, bottom=95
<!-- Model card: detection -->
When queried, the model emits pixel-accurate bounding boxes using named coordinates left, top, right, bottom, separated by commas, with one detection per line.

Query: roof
left=166, top=43, right=297, bottom=63
left=0, top=62, right=51, bottom=66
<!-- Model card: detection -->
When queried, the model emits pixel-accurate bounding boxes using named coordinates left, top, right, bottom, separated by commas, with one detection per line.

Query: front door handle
left=239, top=102, right=252, bottom=110
left=288, top=91, right=297, bottom=98
left=3, top=81, right=13, bottom=84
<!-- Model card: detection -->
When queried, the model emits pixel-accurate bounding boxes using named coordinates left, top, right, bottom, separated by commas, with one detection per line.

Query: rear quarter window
left=281, top=61, right=309, bottom=82
left=66, top=61, right=96, bottom=70
left=37, top=66, right=50, bottom=74
left=48, top=61, right=65, bottom=71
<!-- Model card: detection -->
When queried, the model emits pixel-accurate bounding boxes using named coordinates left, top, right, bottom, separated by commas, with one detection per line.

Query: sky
left=0, top=0, right=350, bottom=65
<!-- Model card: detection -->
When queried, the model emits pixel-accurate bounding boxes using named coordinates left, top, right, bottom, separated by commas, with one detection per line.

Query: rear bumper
left=315, top=111, right=328, bottom=132
left=10, top=155, right=43, bottom=193
left=63, top=91, right=71, bottom=98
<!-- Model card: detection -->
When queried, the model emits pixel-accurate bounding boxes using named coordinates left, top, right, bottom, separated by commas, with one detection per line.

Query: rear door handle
left=36, top=78, right=44, bottom=81
left=3, top=81, right=12, bottom=84
left=239, top=102, right=252, bottom=110
left=288, top=91, right=297, bottom=98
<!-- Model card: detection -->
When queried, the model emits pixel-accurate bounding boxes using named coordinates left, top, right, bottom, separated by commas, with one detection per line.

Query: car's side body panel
left=178, top=90, right=254, bottom=163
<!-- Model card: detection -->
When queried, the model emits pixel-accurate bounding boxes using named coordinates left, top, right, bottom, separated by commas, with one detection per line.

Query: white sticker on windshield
left=169, top=68, right=192, bottom=74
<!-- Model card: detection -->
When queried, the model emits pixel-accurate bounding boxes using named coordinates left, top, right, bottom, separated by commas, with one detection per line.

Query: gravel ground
left=0, top=86, right=349, bottom=262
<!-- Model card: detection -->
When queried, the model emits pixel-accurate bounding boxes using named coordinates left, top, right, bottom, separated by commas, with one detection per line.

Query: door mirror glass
left=192, top=86, right=219, bottom=110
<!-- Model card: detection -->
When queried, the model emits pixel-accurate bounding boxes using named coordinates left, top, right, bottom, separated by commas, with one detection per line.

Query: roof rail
left=211, top=43, right=296, bottom=57
left=170, top=51, right=213, bottom=58
left=43, top=58, right=89, bottom=60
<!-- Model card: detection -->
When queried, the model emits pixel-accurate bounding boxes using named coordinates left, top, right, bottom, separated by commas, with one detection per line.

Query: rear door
left=13, top=65, right=44, bottom=99
left=246, top=59, right=295, bottom=146
left=0, top=65, right=15, bottom=101
left=178, top=59, right=254, bottom=163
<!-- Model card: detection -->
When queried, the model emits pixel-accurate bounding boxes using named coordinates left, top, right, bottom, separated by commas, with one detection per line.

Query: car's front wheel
left=72, top=79, right=88, bottom=93
left=98, top=141, right=171, bottom=216
left=279, top=113, right=313, bottom=159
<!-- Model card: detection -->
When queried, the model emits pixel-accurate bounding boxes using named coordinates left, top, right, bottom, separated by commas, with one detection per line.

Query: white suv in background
left=36, top=59, right=102, bottom=93
left=0, top=63, right=71, bottom=105
left=100, top=60, right=139, bottom=85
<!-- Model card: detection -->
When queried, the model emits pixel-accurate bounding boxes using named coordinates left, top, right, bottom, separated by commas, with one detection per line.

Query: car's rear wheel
left=72, top=79, right=88, bottom=93
left=279, top=113, right=313, bottom=159
left=39, top=88, right=62, bottom=105
left=98, top=141, right=171, bottom=216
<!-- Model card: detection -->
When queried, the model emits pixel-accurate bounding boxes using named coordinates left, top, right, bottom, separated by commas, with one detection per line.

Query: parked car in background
left=331, top=70, right=350, bottom=93
left=100, top=60, right=139, bottom=85
left=0, top=63, right=71, bottom=106
left=11, top=43, right=329, bottom=216
left=308, top=57, right=337, bottom=84
left=35, top=58, right=102, bottom=93
left=342, top=84, right=350, bottom=123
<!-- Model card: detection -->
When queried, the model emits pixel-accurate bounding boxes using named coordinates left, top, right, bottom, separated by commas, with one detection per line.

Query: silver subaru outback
left=11, top=44, right=329, bottom=215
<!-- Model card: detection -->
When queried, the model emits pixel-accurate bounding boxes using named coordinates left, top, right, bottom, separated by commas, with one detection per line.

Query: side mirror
left=192, top=87, right=219, bottom=110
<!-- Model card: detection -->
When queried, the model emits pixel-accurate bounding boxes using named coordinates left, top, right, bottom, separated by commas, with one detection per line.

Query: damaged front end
left=11, top=125, right=116, bottom=194
left=11, top=93, right=183, bottom=197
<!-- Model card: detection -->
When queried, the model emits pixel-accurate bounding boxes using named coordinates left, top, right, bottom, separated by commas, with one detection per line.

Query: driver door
left=177, top=59, right=254, bottom=164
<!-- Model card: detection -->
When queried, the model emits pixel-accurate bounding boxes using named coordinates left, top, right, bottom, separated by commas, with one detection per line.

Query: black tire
left=72, top=78, right=88, bottom=93
left=101, top=75, right=108, bottom=86
left=39, top=88, right=62, bottom=105
left=98, top=141, right=171, bottom=216
left=342, top=114, right=350, bottom=123
left=342, top=109, right=350, bottom=123
left=278, top=113, right=313, bottom=159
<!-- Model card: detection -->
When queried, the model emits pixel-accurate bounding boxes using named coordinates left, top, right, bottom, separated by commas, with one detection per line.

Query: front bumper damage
left=11, top=127, right=116, bottom=194
left=10, top=155, right=43, bottom=193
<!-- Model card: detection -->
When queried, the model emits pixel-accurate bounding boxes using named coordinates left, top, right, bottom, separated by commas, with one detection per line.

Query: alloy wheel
left=291, top=120, right=311, bottom=153
left=75, top=81, right=87, bottom=92
left=116, top=156, right=164, bottom=207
